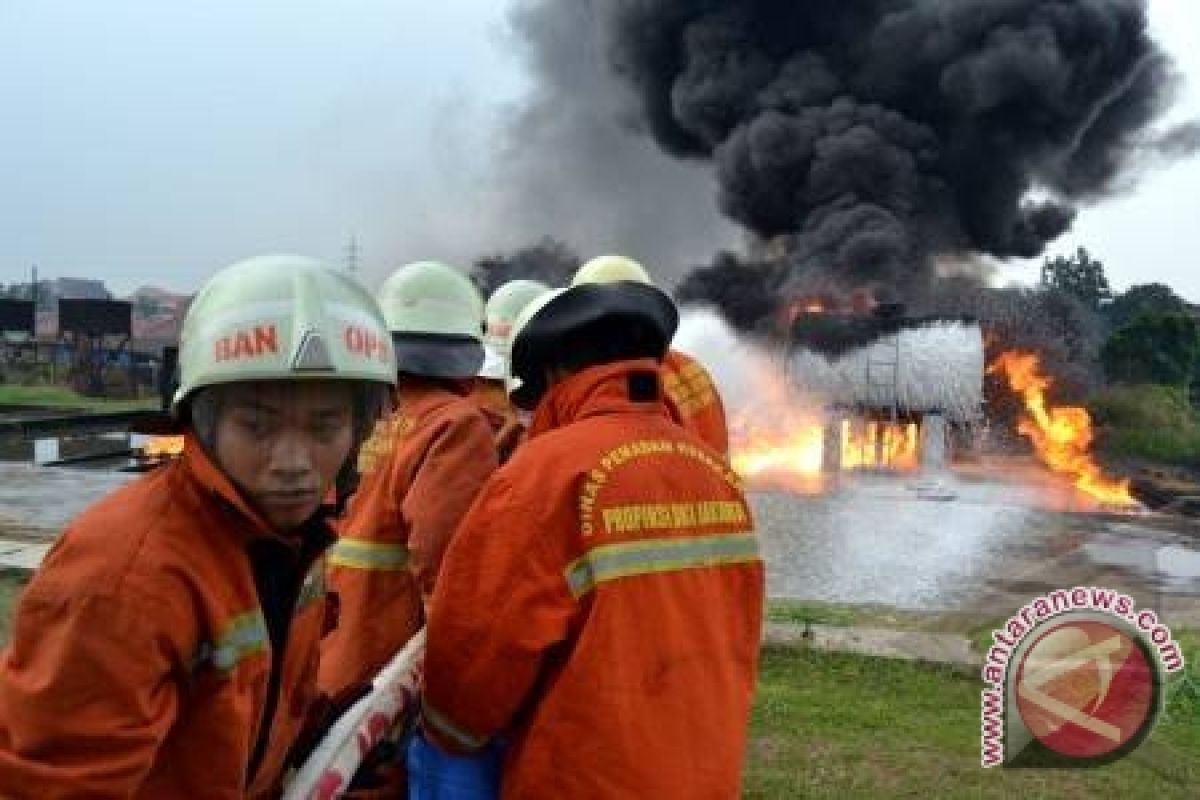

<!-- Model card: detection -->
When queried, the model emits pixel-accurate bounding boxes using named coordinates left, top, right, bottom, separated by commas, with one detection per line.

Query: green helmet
left=503, top=289, right=565, bottom=402
left=571, top=254, right=653, bottom=287
left=377, top=261, right=486, bottom=379
left=480, top=279, right=551, bottom=380
left=378, top=261, right=484, bottom=340
left=173, top=254, right=396, bottom=414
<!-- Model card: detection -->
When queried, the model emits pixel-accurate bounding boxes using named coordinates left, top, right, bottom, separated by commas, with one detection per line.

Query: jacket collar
left=527, top=359, right=666, bottom=438
left=397, top=376, right=473, bottom=416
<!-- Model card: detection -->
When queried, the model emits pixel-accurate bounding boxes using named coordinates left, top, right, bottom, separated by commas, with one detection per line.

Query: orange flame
left=989, top=351, right=1133, bottom=505
left=783, top=298, right=829, bottom=326
left=841, top=420, right=919, bottom=471
left=732, top=416, right=921, bottom=490
left=732, top=421, right=825, bottom=480
left=142, top=436, right=185, bottom=458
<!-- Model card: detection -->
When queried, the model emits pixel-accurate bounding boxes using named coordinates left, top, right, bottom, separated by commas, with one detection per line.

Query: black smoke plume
left=577, top=0, right=1184, bottom=307
left=674, top=251, right=780, bottom=331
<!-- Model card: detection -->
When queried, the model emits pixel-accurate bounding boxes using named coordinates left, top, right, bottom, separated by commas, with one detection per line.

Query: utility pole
left=344, top=235, right=360, bottom=278
left=30, top=264, right=38, bottom=308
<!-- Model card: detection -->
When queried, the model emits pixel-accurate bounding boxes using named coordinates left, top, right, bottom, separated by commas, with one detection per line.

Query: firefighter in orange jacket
left=418, top=281, right=764, bottom=798
left=0, top=256, right=397, bottom=799
left=320, top=261, right=498, bottom=697
left=474, top=278, right=550, bottom=463
left=573, top=254, right=731, bottom=457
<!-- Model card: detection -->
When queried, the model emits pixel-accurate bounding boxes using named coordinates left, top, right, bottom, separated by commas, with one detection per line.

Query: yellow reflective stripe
left=564, top=532, right=760, bottom=598
left=423, top=701, right=488, bottom=751
left=328, top=537, right=410, bottom=571
left=195, top=609, right=269, bottom=674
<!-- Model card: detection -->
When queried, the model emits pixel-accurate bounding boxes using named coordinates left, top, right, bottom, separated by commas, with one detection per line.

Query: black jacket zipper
left=245, top=522, right=334, bottom=788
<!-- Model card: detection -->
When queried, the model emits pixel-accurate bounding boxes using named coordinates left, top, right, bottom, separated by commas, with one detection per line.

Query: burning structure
left=719, top=300, right=982, bottom=489
left=786, top=302, right=984, bottom=474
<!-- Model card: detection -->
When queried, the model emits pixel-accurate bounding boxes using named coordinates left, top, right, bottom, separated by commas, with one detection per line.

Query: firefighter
left=474, top=279, right=551, bottom=463
left=320, top=260, right=498, bottom=697
left=572, top=254, right=731, bottom=457
left=0, top=255, right=396, bottom=799
left=416, top=281, right=765, bottom=798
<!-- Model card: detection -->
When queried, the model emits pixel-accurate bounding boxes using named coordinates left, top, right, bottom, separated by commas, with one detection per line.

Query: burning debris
left=122, top=435, right=185, bottom=473
left=988, top=351, right=1134, bottom=506
left=141, top=436, right=184, bottom=459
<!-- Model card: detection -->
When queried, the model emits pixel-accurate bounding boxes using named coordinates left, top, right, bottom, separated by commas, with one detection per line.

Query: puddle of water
left=0, top=463, right=135, bottom=536
left=1084, top=538, right=1200, bottom=594
left=755, top=468, right=1199, bottom=613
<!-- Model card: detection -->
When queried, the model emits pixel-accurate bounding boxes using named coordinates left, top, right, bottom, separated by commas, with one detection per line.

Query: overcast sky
left=1, top=0, right=1198, bottom=300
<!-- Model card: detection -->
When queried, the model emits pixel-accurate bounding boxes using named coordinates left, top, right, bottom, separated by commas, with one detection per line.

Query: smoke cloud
left=486, top=1, right=740, bottom=284
left=512, top=0, right=1185, bottom=305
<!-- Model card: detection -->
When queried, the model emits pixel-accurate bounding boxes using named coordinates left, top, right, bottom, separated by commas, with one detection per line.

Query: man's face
left=212, top=380, right=355, bottom=531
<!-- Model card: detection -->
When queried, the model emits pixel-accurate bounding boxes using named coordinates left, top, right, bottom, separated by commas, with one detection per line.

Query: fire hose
left=283, top=629, right=426, bottom=800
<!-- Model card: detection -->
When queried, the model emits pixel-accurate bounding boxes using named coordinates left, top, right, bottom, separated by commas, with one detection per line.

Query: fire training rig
left=784, top=301, right=985, bottom=473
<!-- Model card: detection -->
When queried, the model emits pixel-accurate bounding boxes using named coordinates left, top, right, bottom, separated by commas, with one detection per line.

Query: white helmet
left=377, top=261, right=486, bottom=379
left=479, top=279, right=551, bottom=380
left=173, top=254, right=396, bottom=413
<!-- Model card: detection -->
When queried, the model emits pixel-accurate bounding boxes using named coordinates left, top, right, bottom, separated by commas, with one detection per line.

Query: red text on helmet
left=344, top=325, right=390, bottom=363
left=215, top=325, right=280, bottom=362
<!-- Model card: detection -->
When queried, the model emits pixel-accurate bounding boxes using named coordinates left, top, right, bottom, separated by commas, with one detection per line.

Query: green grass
left=746, top=644, right=1199, bottom=798
left=0, top=384, right=156, bottom=413
left=769, top=599, right=943, bottom=631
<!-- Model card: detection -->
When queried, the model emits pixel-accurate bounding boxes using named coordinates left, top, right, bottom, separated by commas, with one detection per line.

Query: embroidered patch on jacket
left=663, top=361, right=717, bottom=417
left=356, top=414, right=416, bottom=474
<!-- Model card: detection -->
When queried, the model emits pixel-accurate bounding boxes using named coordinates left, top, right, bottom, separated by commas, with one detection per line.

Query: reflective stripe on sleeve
left=192, top=609, right=270, bottom=674
left=564, top=531, right=760, bottom=598
left=328, top=537, right=410, bottom=571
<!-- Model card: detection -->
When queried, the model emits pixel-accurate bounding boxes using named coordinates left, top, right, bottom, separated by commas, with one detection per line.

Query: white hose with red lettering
left=284, top=629, right=426, bottom=800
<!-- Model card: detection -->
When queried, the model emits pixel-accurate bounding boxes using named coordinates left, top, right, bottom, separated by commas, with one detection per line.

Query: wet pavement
left=753, top=459, right=1200, bottom=627
left=2, top=452, right=1198, bottom=627
left=0, top=462, right=133, bottom=539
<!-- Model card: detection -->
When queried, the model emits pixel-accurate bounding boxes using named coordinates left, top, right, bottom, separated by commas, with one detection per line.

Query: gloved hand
left=407, top=730, right=504, bottom=800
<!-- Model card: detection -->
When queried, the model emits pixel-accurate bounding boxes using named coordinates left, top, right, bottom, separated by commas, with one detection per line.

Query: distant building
left=50, top=278, right=111, bottom=300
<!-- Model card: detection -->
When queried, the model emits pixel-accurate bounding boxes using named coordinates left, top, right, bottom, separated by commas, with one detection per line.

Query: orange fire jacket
left=662, top=349, right=730, bottom=457
left=0, top=435, right=333, bottom=799
left=471, top=379, right=526, bottom=464
left=423, top=360, right=764, bottom=799
left=320, top=379, right=498, bottom=695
